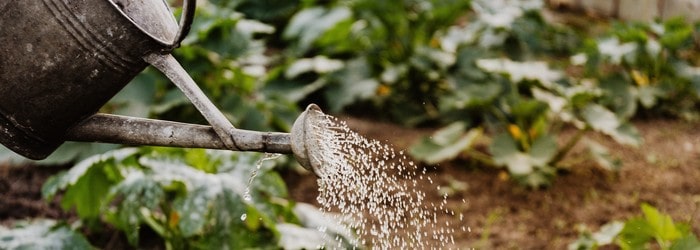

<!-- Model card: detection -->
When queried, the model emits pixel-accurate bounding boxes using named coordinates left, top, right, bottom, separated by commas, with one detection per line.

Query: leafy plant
left=569, top=203, right=700, bottom=250
left=412, top=56, right=640, bottom=187
left=274, top=0, right=473, bottom=124
left=42, top=147, right=354, bottom=249
left=579, top=17, right=700, bottom=120
left=0, top=220, right=94, bottom=250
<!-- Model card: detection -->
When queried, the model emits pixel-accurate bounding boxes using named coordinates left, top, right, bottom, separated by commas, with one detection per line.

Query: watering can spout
left=0, top=0, right=328, bottom=176
left=66, top=104, right=329, bottom=177
left=65, top=114, right=294, bottom=154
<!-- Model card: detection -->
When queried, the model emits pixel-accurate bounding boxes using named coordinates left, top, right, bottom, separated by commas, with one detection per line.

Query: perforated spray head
left=290, top=104, right=326, bottom=177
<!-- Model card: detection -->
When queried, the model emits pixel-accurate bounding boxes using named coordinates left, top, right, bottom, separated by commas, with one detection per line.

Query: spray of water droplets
left=309, top=112, right=463, bottom=249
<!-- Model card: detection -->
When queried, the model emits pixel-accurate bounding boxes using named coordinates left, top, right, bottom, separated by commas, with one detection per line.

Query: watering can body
left=0, top=0, right=321, bottom=176
left=0, top=0, right=185, bottom=159
left=0, top=0, right=300, bottom=167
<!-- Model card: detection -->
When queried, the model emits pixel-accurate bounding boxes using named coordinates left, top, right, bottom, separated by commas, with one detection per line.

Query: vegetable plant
left=569, top=203, right=700, bottom=250
left=41, top=147, right=355, bottom=249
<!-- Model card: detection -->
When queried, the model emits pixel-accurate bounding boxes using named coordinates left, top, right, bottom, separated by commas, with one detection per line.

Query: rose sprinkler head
left=290, top=104, right=327, bottom=177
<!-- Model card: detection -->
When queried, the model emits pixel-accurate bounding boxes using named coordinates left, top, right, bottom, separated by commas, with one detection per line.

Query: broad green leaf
left=529, top=135, right=557, bottom=166
left=489, top=133, right=519, bottom=166
left=476, top=58, right=562, bottom=88
left=442, top=81, right=502, bottom=109
left=0, top=220, right=94, bottom=250
left=597, top=37, right=637, bottom=65
left=516, top=168, right=555, bottom=187
left=107, top=169, right=166, bottom=244
left=638, top=86, right=662, bottom=109
left=581, top=104, right=641, bottom=147
left=586, top=140, right=621, bottom=172
left=670, top=235, right=700, bottom=250
left=490, top=133, right=535, bottom=175
left=325, top=57, right=379, bottom=112
left=283, top=6, right=353, bottom=53
left=277, top=223, right=347, bottom=249
left=42, top=148, right=139, bottom=199
left=59, top=163, right=114, bottom=220
left=612, top=123, right=642, bottom=147
left=532, top=88, right=566, bottom=113
left=293, top=203, right=356, bottom=245
left=285, top=56, right=344, bottom=79
left=581, top=104, right=619, bottom=133
left=619, top=218, right=655, bottom=250
left=641, top=203, right=682, bottom=242
left=505, top=152, right=534, bottom=175
left=592, top=221, right=624, bottom=245
left=599, top=75, right=637, bottom=119
left=409, top=124, right=482, bottom=164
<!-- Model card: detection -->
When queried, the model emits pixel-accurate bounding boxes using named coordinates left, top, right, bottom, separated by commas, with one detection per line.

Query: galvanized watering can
left=0, top=0, right=324, bottom=175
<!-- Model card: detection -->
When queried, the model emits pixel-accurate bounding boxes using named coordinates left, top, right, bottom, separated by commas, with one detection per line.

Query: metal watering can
left=0, top=0, right=325, bottom=175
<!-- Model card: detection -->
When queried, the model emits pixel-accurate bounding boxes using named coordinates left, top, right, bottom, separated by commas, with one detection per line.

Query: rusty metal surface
left=0, top=0, right=193, bottom=159
left=0, top=0, right=153, bottom=158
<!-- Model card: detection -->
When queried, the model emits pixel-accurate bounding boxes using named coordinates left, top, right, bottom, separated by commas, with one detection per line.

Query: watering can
left=0, top=0, right=325, bottom=175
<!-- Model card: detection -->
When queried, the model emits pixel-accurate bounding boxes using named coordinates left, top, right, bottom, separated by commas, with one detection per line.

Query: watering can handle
left=169, top=0, right=196, bottom=50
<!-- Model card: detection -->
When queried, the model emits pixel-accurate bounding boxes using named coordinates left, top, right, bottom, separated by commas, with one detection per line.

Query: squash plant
left=408, top=0, right=638, bottom=187
left=41, top=147, right=355, bottom=249
left=580, top=17, right=700, bottom=120
left=569, top=203, right=700, bottom=250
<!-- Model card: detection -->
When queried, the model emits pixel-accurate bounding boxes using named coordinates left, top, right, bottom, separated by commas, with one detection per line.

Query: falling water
left=309, top=111, right=464, bottom=249
left=242, top=153, right=282, bottom=221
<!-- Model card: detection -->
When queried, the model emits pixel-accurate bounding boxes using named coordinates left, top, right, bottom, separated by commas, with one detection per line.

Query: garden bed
left=3, top=117, right=698, bottom=249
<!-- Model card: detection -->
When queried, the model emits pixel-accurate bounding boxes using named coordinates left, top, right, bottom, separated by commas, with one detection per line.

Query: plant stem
left=551, top=128, right=588, bottom=165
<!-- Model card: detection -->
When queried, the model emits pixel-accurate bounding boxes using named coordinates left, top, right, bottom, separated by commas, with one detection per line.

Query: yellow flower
left=508, top=124, right=522, bottom=140
left=168, top=211, right=180, bottom=228
left=631, top=70, right=649, bottom=86
left=376, top=85, right=391, bottom=96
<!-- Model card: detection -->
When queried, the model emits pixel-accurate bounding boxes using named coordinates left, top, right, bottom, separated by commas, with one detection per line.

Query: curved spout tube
left=144, top=53, right=239, bottom=151
left=66, top=113, right=293, bottom=154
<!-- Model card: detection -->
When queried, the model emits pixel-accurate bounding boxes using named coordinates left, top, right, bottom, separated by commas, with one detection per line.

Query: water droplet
left=304, top=112, right=465, bottom=248
left=243, top=153, right=281, bottom=203
left=240, top=214, right=247, bottom=221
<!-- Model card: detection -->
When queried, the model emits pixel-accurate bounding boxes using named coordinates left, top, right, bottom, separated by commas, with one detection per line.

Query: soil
left=2, top=118, right=700, bottom=249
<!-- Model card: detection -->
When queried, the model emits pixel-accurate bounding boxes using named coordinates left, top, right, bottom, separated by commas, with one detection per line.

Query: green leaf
left=409, top=123, right=482, bottom=164
left=599, top=76, right=637, bottom=119
left=107, top=169, right=167, bottom=245
left=586, top=140, right=621, bottom=172
left=490, top=133, right=535, bottom=175
left=325, top=57, right=379, bottom=112
left=619, top=218, right=655, bottom=250
left=593, top=221, right=624, bottom=245
left=442, top=81, right=502, bottom=109
left=670, top=235, right=700, bottom=250
left=641, top=203, right=682, bottom=242
left=277, top=223, right=347, bottom=249
left=580, top=104, right=641, bottom=147
left=0, top=220, right=94, bottom=250
left=42, top=148, right=139, bottom=199
left=529, top=135, right=557, bottom=166
left=489, top=133, right=519, bottom=165
left=60, top=163, right=113, bottom=220
left=638, top=86, right=662, bottom=109
left=283, top=6, right=353, bottom=53
left=581, top=104, right=619, bottom=133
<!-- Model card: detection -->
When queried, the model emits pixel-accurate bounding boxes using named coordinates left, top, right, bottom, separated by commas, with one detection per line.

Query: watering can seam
left=42, top=0, right=141, bottom=73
